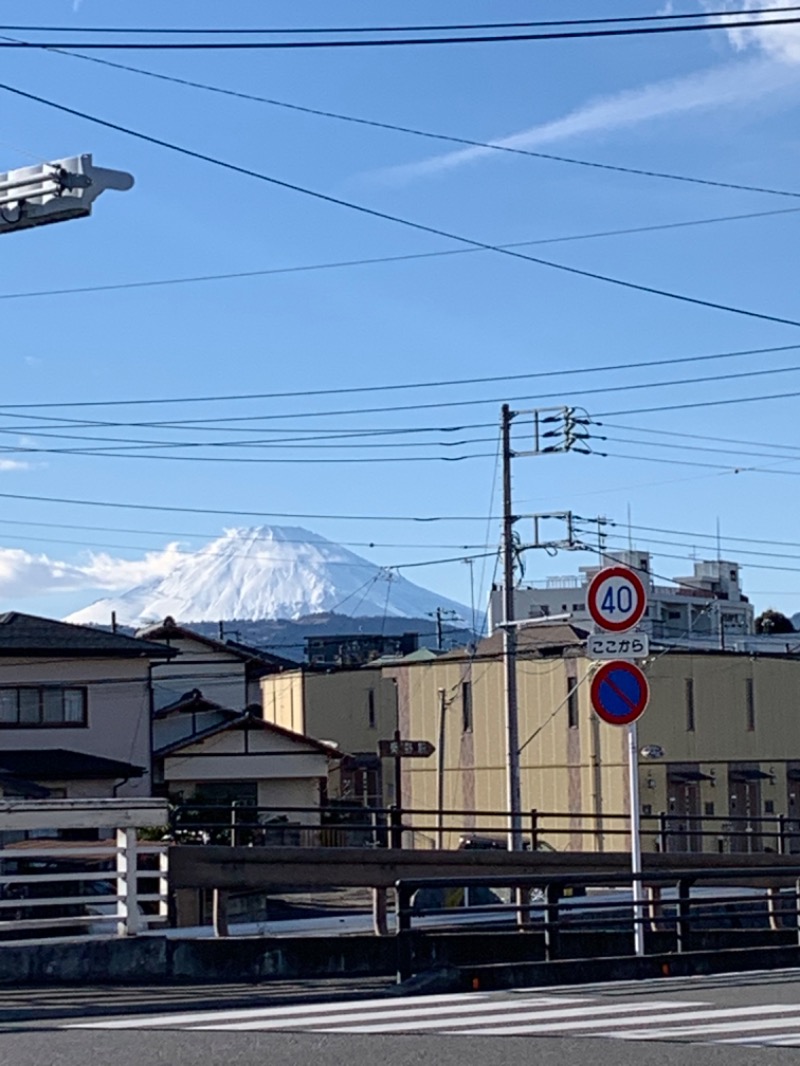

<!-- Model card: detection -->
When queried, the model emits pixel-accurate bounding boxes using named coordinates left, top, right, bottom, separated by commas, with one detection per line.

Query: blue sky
left=3, top=0, right=800, bottom=627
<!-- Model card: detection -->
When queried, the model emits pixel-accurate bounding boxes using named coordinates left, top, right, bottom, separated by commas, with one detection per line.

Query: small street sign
left=586, top=631, right=649, bottom=661
left=590, top=660, right=650, bottom=726
left=378, top=738, right=435, bottom=758
left=587, top=565, right=647, bottom=633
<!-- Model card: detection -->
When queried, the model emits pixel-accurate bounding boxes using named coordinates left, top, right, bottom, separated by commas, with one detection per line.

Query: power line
left=0, top=492, right=498, bottom=523
left=3, top=206, right=798, bottom=305
left=2, top=364, right=800, bottom=446
left=0, top=516, right=491, bottom=552
left=595, top=386, right=800, bottom=418
left=600, top=432, right=800, bottom=463
left=0, top=528, right=497, bottom=572
left=33, top=45, right=800, bottom=204
left=3, top=84, right=800, bottom=335
left=599, top=420, right=800, bottom=455
left=4, top=342, right=799, bottom=413
left=0, top=16, right=798, bottom=48
left=8, top=8, right=800, bottom=34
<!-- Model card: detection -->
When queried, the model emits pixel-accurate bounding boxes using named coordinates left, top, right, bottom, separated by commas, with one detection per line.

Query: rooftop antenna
left=716, top=516, right=722, bottom=563
left=627, top=503, right=633, bottom=551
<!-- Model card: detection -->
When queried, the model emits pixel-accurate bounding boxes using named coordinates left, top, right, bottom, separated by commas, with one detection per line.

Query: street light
left=0, top=154, right=134, bottom=235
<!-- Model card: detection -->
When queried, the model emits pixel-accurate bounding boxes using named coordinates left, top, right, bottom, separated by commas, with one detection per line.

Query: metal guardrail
left=394, top=864, right=800, bottom=982
left=168, top=803, right=800, bottom=854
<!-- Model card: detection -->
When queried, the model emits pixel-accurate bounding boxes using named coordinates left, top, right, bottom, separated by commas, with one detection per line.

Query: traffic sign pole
left=628, top=720, right=645, bottom=958
left=587, top=564, right=650, bottom=958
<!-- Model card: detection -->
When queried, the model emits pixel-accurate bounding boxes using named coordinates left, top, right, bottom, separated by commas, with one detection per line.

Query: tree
left=755, top=609, right=795, bottom=635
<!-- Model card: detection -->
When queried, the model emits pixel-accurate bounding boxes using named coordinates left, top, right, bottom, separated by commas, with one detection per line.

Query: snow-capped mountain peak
left=64, top=525, right=470, bottom=628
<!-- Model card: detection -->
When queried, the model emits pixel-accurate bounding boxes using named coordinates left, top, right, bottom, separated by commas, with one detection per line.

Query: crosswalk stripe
left=188, top=996, right=592, bottom=1032
left=307, top=1001, right=702, bottom=1036
left=67, top=991, right=503, bottom=1030
left=612, top=1008, right=800, bottom=1041
left=717, top=1031, right=800, bottom=1046
left=448, top=1003, right=800, bottom=1038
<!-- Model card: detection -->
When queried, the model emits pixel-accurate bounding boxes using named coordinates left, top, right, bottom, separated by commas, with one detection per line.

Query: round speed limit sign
left=587, top=565, right=647, bottom=633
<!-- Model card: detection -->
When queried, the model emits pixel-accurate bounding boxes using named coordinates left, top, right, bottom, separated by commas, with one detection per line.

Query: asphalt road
left=6, top=970, right=800, bottom=1065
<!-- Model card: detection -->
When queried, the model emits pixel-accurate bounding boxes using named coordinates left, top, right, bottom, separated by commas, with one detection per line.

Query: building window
left=685, top=678, right=695, bottom=733
left=0, top=687, right=87, bottom=727
left=567, top=679, right=579, bottom=729
left=367, top=689, right=376, bottom=729
left=462, top=681, right=473, bottom=733
left=765, top=799, right=775, bottom=814
left=705, top=802, right=715, bottom=817
left=668, top=611, right=681, bottom=620
left=745, top=678, right=755, bottom=732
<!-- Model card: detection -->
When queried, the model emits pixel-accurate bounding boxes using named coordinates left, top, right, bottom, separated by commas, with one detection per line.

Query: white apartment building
left=488, top=549, right=755, bottom=644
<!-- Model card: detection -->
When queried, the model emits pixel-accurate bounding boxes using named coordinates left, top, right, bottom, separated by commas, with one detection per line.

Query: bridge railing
left=0, top=799, right=170, bottom=942
left=394, top=863, right=800, bottom=982
left=168, top=802, right=800, bottom=855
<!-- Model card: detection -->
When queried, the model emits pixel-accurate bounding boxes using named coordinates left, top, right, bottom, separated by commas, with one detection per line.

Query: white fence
left=0, top=799, right=169, bottom=941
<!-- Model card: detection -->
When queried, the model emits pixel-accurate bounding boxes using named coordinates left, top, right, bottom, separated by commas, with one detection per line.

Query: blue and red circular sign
left=587, top=566, right=647, bottom=633
left=590, top=660, right=650, bottom=726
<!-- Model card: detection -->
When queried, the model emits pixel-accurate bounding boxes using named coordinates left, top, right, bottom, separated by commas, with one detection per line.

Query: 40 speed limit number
left=586, top=565, right=647, bottom=633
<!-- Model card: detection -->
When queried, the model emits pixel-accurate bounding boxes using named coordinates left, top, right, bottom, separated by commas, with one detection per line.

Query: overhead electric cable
left=47, top=48, right=800, bottom=203
left=0, top=16, right=798, bottom=47
left=4, top=206, right=799, bottom=305
left=595, top=387, right=800, bottom=417
left=3, top=363, right=800, bottom=440
left=0, top=492, right=498, bottom=523
left=3, top=83, right=798, bottom=334
left=4, top=343, right=798, bottom=412
left=7, top=8, right=800, bottom=33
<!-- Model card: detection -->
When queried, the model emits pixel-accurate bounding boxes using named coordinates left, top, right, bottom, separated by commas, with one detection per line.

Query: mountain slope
left=64, top=525, right=471, bottom=628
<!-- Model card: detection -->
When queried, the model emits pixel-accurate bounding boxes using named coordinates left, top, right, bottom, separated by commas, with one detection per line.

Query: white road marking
left=611, top=1006, right=800, bottom=1040
left=67, top=992, right=576, bottom=1030
left=310, top=1001, right=702, bottom=1036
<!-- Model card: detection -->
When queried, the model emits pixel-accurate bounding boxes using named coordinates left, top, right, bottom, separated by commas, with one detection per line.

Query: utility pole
left=428, top=606, right=459, bottom=651
left=501, top=404, right=523, bottom=850
left=499, top=403, right=593, bottom=851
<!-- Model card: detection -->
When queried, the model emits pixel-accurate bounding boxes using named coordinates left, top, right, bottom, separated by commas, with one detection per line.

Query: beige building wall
left=0, top=656, right=152, bottom=798
left=150, top=634, right=250, bottom=710
left=388, top=646, right=800, bottom=854
left=261, top=671, right=306, bottom=734
left=262, top=668, right=397, bottom=753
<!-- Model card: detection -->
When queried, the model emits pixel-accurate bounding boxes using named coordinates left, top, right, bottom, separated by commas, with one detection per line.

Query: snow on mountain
left=64, top=525, right=471, bottom=629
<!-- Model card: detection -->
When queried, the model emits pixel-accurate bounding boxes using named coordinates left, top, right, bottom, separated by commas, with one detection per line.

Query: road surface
left=5, top=969, right=800, bottom=1064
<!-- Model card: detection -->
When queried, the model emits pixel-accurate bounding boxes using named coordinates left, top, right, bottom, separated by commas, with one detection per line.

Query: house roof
left=0, top=770, right=50, bottom=798
left=0, top=749, right=145, bottom=781
left=0, top=612, right=176, bottom=660
left=432, top=623, right=590, bottom=662
left=136, top=617, right=294, bottom=673
left=154, top=708, right=344, bottom=759
left=153, top=689, right=237, bottom=719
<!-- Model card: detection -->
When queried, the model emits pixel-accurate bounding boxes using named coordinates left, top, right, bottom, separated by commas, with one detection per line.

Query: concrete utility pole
left=0, top=154, right=134, bottom=235
left=499, top=403, right=592, bottom=851
left=501, top=404, right=523, bottom=851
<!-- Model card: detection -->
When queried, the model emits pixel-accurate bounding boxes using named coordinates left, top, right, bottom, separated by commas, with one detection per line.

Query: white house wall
left=0, top=656, right=152, bottom=797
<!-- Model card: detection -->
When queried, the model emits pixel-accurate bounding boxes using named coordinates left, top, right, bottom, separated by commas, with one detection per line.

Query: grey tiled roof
left=0, top=612, right=175, bottom=659
left=0, top=749, right=145, bottom=780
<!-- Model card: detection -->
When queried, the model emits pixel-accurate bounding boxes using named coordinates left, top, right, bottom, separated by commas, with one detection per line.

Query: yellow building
left=382, top=624, right=800, bottom=855
left=261, top=664, right=399, bottom=805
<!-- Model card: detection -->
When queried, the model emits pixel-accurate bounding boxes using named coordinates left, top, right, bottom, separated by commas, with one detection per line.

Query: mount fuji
left=64, top=526, right=472, bottom=629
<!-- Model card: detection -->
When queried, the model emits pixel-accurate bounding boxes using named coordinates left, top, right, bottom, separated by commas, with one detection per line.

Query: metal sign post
left=627, top=719, right=645, bottom=958
left=587, top=565, right=650, bottom=958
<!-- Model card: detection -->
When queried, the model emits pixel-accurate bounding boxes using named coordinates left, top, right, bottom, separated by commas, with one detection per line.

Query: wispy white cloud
left=0, top=541, right=185, bottom=597
left=713, top=0, right=800, bottom=63
left=0, top=459, right=33, bottom=471
left=374, top=10, right=800, bottom=184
